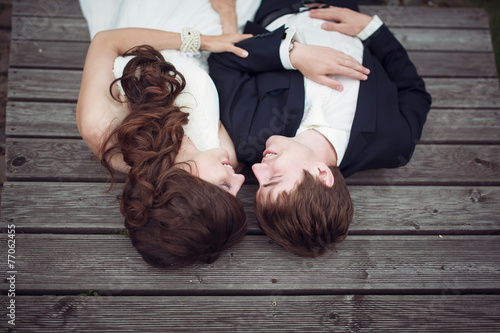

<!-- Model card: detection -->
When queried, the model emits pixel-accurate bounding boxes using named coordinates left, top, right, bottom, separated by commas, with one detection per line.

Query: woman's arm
left=76, top=28, right=251, bottom=173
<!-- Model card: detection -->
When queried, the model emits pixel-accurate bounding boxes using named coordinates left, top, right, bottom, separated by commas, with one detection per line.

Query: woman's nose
left=230, top=174, right=245, bottom=196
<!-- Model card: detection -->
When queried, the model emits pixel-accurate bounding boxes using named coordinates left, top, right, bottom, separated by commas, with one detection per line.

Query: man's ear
left=317, top=163, right=334, bottom=188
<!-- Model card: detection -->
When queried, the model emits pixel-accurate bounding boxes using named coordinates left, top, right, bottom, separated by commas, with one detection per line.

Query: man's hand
left=290, top=42, right=369, bottom=91
left=309, top=6, right=372, bottom=36
left=210, top=0, right=238, bottom=34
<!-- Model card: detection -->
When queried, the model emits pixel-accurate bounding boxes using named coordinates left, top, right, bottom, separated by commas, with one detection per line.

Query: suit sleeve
left=208, top=24, right=305, bottom=164
left=209, top=25, right=287, bottom=74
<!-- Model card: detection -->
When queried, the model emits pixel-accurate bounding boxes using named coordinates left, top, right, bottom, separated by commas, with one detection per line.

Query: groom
left=208, top=0, right=431, bottom=256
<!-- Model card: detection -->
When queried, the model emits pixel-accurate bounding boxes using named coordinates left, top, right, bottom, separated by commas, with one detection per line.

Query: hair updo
left=99, top=45, right=247, bottom=268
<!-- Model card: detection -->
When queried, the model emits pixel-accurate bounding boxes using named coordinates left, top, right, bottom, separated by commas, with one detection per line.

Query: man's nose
left=251, top=163, right=269, bottom=185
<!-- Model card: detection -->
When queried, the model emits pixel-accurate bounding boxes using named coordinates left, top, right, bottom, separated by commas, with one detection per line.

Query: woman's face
left=191, top=148, right=245, bottom=196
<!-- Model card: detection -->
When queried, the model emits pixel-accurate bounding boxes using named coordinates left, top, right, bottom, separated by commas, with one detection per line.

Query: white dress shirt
left=267, top=13, right=383, bottom=165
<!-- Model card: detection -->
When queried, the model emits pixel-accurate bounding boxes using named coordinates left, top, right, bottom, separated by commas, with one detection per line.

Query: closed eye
left=220, top=183, right=232, bottom=191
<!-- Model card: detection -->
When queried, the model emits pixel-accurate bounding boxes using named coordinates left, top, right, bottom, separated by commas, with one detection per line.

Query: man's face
left=251, top=135, right=318, bottom=201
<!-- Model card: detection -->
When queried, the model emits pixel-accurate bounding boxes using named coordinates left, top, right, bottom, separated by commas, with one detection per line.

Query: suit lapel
left=340, top=46, right=377, bottom=172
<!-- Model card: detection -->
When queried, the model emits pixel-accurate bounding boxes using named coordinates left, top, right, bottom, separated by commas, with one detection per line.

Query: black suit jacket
left=208, top=0, right=431, bottom=177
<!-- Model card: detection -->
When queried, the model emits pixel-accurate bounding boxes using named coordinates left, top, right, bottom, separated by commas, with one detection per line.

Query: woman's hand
left=201, top=33, right=252, bottom=58
left=290, top=42, right=370, bottom=91
left=309, top=6, right=373, bottom=36
left=209, top=0, right=238, bottom=34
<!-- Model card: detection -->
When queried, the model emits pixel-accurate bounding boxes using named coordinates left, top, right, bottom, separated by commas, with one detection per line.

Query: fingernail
left=336, top=85, right=342, bottom=91
left=241, top=51, right=249, bottom=57
left=321, top=23, right=328, bottom=29
left=362, top=75, right=368, bottom=80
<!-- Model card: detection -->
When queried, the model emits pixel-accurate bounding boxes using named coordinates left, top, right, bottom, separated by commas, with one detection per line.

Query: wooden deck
left=1, top=1, right=500, bottom=331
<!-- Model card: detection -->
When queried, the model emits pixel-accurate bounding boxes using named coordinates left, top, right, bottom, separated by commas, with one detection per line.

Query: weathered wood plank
left=392, top=28, right=493, bottom=52
left=13, top=0, right=84, bottom=18
left=9, top=40, right=88, bottom=69
left=2, top=295, right=499, bottom=332
left=11, top=16, right=90, bottom=41
left=5, top=138, right=107, bottom=181
left=420, top=109, right=500, bottom=144
left=360, top=6, right=490, bottom=29
left=347, top=144, right=500, bottom=185
left=7, top=68, right=81, bottom=101
left=6, top=101, right=78, bottom=137
left=9, top=40, right=497, bottom=79
left=2, top=182, right=499, bottom=234
left=409, top=52, right=497, bottom=78
left=7, top=103, right=500, bottom=144
left=8, top=69, right=500, bottom=108
left=11, top=17, right=494, bottom=52
left=1, top=182, right=123, bottom=232
left=6, top=138, right=500, bottom=184
left=3, top=234, right=499, bottom=293
left=13, top=2, right=490, bottom=28
left=427, top=77, right=500, bottom=108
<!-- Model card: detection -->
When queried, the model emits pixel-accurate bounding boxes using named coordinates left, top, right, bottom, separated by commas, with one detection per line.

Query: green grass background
left=469, top=0, right=500, bottom=78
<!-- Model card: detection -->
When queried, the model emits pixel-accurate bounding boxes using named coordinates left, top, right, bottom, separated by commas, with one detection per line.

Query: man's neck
left=294, top=129, right=338, bottom=167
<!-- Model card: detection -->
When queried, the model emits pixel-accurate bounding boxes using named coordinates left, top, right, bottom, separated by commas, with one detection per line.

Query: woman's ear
left=317, top=162, right=334, bottom=188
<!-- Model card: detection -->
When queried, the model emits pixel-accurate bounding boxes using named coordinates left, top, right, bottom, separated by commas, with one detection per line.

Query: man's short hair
left=254, top=166, right=353, bottom=257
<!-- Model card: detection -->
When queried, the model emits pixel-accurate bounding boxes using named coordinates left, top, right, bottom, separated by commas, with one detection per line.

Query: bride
left=76, top=0, right=259, bottom=268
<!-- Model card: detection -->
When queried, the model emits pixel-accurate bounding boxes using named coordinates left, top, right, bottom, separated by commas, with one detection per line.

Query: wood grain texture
left=5, top=138, right=108, bottom=181
left=13, top=0, right=85, bottom=18
left=8, top=68, right=500, bottom=108
left=409, top=52, right=497, bottom=78
left=3, top=234, right=499, bottom=293
left=7, top=68, right=81, bottom=101
left=6, top=138, right=500, bottom=184
left=6, top=104, right=500, bottom=144
left=11, top=16, right=494, bottom=52
left=2, top=295, right=499, bottom=332
left=5, top=2, right=499, bottom=331
left=392, top=28, right=493, bottom=52
left=360, top=6, right=490, bottom=29
left=426, top=78, right=500, bottom=108
left=9, top=40, right=88, bottom=69
left=13, top=2, right=490, bottom=28
left=347, top=144, right=500, bottom=185
left=2, top=182, right=499, bottom=235
left=11, top=16, right=90, bottom=41
left=420, top=109, right=500, bottom=143
left=6, top=101, right=78, bottom=137
left=9, top=40, right=497, bottom=79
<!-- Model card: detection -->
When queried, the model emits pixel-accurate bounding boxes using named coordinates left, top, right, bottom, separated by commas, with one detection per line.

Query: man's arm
left=209, top=24, right=370, bottom=89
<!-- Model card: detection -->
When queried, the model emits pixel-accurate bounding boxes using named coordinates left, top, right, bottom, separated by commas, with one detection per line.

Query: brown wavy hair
left=99, top=45, right=247, bottom=268
left=254, top=167, right=353, bottom=257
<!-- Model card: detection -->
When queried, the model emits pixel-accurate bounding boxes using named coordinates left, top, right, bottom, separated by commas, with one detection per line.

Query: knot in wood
left=12, top=156, right=26, bottom=167
left=469, top=189, right=482, bottom=202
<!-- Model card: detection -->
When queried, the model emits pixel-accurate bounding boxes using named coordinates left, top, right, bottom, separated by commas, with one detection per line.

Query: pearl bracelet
left=180, top=27, right=201, bottom=57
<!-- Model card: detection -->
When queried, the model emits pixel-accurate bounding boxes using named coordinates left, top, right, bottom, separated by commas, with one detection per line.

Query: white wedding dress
left=79, top=0, right=260, bottom=151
